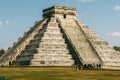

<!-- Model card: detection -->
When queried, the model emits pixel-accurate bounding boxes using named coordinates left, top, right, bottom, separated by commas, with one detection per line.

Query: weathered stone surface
left=0, top=6, right=120, bottom=67
left=13, top=17, right=74, bottom=66
left=76, top=20, right=120, bottom=66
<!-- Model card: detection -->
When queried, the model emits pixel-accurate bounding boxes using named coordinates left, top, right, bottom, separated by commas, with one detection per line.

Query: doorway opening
left=63, top=14, right=66, bottom=19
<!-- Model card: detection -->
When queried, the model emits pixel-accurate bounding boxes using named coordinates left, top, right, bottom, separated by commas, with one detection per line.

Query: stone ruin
left=0, top=6, right=120, bottom=68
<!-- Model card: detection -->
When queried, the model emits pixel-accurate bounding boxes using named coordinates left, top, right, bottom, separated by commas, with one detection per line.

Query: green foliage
left=0, top=49, right=6, bottom=57
left=0, top=76, right=9, bottom=80
left=113, top=46, right=120, bottom=52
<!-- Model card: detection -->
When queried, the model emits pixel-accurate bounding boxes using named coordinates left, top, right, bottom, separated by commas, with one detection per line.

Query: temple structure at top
left=43, top=6, right=76, bottom=19
left=0, top=6, right=120, bottom=69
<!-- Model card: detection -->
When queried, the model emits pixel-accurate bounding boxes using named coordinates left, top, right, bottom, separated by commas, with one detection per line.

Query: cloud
left=0, top=20, right=11, bottom=27
left=77, top=0, right=95, bottom=2
left=114, top=6, right=120, bottom=11
left=5, top=21, right=10, bottom=24
left=0, top=21, right=3, bottom=27
left=107, top=32, right=120, bottom=37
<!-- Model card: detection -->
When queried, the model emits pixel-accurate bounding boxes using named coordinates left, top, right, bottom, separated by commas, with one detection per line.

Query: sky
left=0, top=0, right=120, bottom=49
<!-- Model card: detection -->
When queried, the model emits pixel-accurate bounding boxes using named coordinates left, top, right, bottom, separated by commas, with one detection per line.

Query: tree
left=113, top=46, right=120, bottom=52
left=0, top=49, right=6, bottom=57
left=0, top=76, right=9, bottom=80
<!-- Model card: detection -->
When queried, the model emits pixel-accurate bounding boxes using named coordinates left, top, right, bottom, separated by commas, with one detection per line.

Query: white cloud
left=114, top=6, right=120, bottom=11
left=5, top=21, right=10, bottom=24
left=107, top=32, right=120, bottom=37
left=78, top=0, right=95, bottom=2
left=0, top=20, right=11, bottom=27
left=0, top=21, right=3, bottom=27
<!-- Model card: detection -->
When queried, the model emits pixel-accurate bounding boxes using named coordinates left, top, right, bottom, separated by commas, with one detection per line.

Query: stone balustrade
left=59, top=18, right=101, bottom=64
left=13, top=17, right=74, bottom=66
left=77, top=19, right=120, bottom=66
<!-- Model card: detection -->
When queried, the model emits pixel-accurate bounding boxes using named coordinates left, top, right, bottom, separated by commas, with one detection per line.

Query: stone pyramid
left=0, top=6, right=120, bottom=67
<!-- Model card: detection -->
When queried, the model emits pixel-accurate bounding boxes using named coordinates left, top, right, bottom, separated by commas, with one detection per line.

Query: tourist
left=83, top=64, right=87, bottom=69
left=96, top=64, right=99, bottom=69
left=75, top=65, right=79, bottom=71
left=98, top=64, right=101, bottom=69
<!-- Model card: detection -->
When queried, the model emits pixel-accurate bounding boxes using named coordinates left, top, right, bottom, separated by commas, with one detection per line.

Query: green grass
left=0, top=67, right=120, bottom=80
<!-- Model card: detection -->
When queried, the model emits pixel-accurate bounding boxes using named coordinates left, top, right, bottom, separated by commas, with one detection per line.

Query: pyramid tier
left=76, top=19, right=120, bottom=66
left=30, top=60, right=74, bottom=66
left=12, top=17, right=75, bottom=66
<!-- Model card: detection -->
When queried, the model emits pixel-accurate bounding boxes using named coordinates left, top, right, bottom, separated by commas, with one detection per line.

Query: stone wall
left=43, top=6, right=76, bottom=19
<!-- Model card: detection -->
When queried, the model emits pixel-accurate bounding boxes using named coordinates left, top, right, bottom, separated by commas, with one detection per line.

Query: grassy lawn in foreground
left=0, top=67, right=120, bottom=80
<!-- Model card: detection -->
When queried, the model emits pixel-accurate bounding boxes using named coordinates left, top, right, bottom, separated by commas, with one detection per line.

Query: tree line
left=113, top=46, right=120, bottom=52
left=0, top=49, right=6, bottom=57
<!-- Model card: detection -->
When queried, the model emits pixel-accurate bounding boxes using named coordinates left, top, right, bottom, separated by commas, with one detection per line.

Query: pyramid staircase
left=12, top=18, right=74, bottom=66
left=57, top=18, right=102, bottom=64
left=57, top=17, right=120, bottom=67
left=0, top=6, right=120, bottom=68
left=0, top=19, right=48, bottom=66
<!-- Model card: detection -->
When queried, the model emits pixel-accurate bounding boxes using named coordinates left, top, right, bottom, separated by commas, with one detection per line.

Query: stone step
left=45, top=29, right=60, bottom=33
left=30, top=60, right=74, bottom=66
left=60, top=18, right=101, bottom=64
left=42, top=37, right=63, bottom=39
left=43, top=33, right=63, bottom=38
left=37, top=48, right=67, bottom=51
left=13, top=17, right=74, bottom=66
left=47, top=22, right=58, bottom=27
left=37, top=49, right=69, bottom=53
left=41, top=38, right=65, bottom=43
left=17, top=56, right=73, bottom=61
left=20, top=53, right=72, bottom=56
left=33, top=54, right=72, bottom=58
left=50, top=17, right=57, bottom=22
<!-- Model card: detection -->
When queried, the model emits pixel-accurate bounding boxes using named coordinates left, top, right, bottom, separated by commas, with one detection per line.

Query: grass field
left=0, top=67, right=120, bottom=80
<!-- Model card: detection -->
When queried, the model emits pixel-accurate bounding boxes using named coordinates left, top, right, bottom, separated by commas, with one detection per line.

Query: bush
left=113, top=46, right=120, bottom=52
left=0, top=49, right=6, bottom=57
left=0, top=76, right=9, bottom=80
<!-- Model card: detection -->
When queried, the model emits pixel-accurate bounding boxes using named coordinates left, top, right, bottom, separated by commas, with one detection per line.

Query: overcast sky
left=0, top=0, right=120, bottom=49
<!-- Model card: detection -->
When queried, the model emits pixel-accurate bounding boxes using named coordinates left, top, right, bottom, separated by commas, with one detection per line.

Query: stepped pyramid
left=0, top=6, right=120, bottom=67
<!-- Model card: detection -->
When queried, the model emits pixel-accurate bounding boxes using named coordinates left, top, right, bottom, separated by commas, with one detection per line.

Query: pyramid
left=0, top=6, right=120, bottom=67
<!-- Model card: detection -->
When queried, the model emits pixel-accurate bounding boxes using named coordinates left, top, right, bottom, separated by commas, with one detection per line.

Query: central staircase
left=13, top=18, right=74, bottom=66
left=0, top=6, right=120, bottom=68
